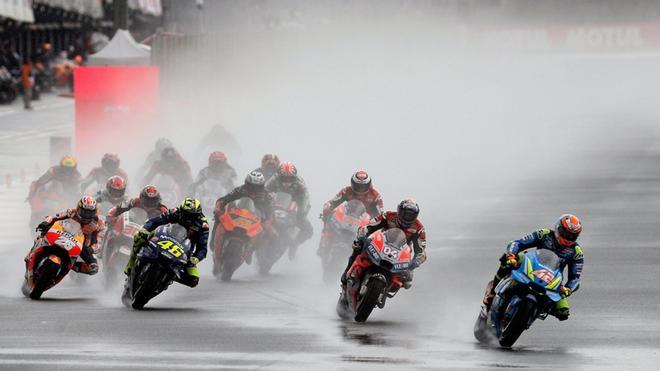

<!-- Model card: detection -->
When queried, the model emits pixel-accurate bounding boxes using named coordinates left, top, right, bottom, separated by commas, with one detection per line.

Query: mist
left=3, top=1, right=660, bottom=368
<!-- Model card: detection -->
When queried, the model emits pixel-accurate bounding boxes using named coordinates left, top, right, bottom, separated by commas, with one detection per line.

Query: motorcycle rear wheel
left=220, top=239, right=244, bottom=282
left=354, top=277, right=387, bottom=322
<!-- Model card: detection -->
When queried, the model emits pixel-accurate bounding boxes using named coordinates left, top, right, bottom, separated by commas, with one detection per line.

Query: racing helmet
left=350, top=170, right=371, bottom=194
left=555, top=214, right=582, bottom=246
left=76, top=196, right=98, bottom=223
left=397, top=199, right=419, bottom=228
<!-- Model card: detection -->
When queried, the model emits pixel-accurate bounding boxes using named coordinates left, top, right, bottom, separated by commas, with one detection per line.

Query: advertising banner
left=74, top=66, right=159, bottom=168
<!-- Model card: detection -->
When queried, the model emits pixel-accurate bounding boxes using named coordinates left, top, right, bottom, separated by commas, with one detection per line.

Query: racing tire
left=499, top=300, right=535, bottom=348
left=354, top=277, right=387, bottom=322
left=131, top=263, right=163, bottom=310
left=220, top=239, right=244, bottom=282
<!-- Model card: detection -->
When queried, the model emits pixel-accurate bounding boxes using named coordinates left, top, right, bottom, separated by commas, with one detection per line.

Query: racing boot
left=482, top=280, right=496, bottom=307
left=401, top=271, right=413, bottom=290
left=549, top=298, right=570, bottom=321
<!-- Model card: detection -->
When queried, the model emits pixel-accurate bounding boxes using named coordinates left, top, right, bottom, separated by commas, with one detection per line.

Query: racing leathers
left=266, top=174, right=313, bottom=258
left=322, top=186, right=384, bottom=219
left=141, top=156, right=194, bottom=192
left=106, top=197, right=169, bottom=227
left=31, top=209, right=102, bottom=274
left=341, top=211, right=427, bottom=289
left=80, top=167, right=129, bottom=193
left=320, top=186, right=384, bottom=253
left=484, top=228, right=584, bottom=320
left=94, top=189, right=128, bottom=216
left=27, top=165, right=82, bottom=201
left=190, top=165, right=237, bottom=195
left=125, top=208, right=209, bottom=287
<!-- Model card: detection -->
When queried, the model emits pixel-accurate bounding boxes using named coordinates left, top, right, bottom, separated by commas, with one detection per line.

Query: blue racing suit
left=506, top=228, right=584, bottom=291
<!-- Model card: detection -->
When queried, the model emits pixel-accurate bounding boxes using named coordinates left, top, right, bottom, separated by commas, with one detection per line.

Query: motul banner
left=74, top=66, right=159, bottom=167
left=474, top=22, right=660, bottom=52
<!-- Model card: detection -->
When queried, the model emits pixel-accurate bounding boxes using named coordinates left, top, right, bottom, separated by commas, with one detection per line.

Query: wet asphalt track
left=1, top=106, right=660, bottom=370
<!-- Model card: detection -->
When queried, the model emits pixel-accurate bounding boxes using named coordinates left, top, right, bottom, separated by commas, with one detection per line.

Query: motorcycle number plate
left=157, top=240, right=184, bottom=258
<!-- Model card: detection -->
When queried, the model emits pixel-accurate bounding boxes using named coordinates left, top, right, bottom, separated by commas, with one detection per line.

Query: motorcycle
left=473, top=249, right=565, bottom=348
left=255, top=192, right=298, bottom=275
left=320, top=200, right=371, bottom=283
left=22, top=219, right=87, bottom=299
left=212, top=198, right=264, bottom=281
left=102, top=208, right=148, bottom=286
left=121, top=224, right=191, bottom=309
left=336, top=228, right=414, bottom=322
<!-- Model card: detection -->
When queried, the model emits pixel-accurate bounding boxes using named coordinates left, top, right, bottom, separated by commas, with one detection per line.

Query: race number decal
left=157, top=240, right=184, bottom=258
left=382, top=246, right=399, bottom=258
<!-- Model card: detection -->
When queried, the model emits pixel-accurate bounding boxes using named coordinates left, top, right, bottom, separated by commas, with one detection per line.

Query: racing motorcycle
left=320, top=200, right=370, bottom=283
left=474, top=249, right=565, bottom=348
left=336, top=228, right=414, bottom=322
left=122, top=224, right=191, bottom=309
left=22, top=219, right=87, bottom=299
left=255, top=192, right=298, bottom=275
left=102, top=208, right=147, bottom=286
left=212, top=198, right=264, bottom=281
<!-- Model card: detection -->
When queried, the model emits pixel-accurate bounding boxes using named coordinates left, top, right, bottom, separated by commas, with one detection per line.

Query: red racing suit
left=320, top=186, right=384, bottom=251
left=341, top=211, right=427, bottom=285
left=28, top=166, right=82, bottom=200
left=322, top=186, right=383, bottom=219
left=105, top=197, right=169, bottom=227
left=356, top=211, right=428, bottom=266
left=80, top=167, right=129, bottom=192
left=34, top=209, right=104, bottom=267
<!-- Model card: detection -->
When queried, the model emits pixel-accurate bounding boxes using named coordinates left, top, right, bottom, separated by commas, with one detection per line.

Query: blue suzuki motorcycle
left=474, top=249, right=564, bottom=347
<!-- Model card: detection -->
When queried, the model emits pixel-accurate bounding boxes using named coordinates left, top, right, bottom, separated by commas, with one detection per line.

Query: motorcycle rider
left=124, top=198, right=208, bottom=288
left=105, top=185, right=169, bottom=227
left=319, top=170, right=384, bottom=255
left=265, top=162, right=313, bottom=260
left=254, top=154, right=280, bottom=182
left=32, top=196, right=102, bottom=275
left=340, top=199, right=427, bottom=292
left=212, top=171, right=275, bottom=264
left=481, top=214, right=584, bottom=321
left=27, top=155, right=82, bottom=201
left=137, top=137, right=173, bottom=177
left=95, top=175, right=128, bottom=209
left=80, top=153, right=129, bottom=192
left=190, top=151, right=237, bottom=194
left=142, top=146, right=194, bottom=192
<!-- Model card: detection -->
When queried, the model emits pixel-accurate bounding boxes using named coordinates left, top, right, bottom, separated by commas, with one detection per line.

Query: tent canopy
left=87, top=29, right=151, bottom=66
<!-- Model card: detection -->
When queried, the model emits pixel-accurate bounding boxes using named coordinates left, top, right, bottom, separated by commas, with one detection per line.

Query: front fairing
left=510, top=250, right=563, bottom=302
left=365, top=229, right=413, bottom=274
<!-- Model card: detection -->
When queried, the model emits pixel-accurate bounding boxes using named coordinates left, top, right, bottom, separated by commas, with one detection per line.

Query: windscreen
left=344, top=200, right=366, bottom=218
left=536, top=249, right=562, bottom=270
left=383, top=228, right=408, bottom=249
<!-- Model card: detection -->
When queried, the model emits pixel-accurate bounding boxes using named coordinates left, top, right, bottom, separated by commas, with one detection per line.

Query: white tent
left=87, top=30, right=151, bottom=66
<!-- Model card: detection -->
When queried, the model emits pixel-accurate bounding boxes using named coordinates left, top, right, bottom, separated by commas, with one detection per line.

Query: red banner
left=74, top=66, right=159, bottom=167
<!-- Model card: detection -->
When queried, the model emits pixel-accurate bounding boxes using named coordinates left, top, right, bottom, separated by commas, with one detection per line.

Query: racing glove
left=505, top=253, right=518, bottom=268
left=560, top=286, right=572, bottom=298
left=189, top=257, right=200, bottom=266
left=36, top=221, right=52, bottom=234
left=133, top=229, right=153, bottom=245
